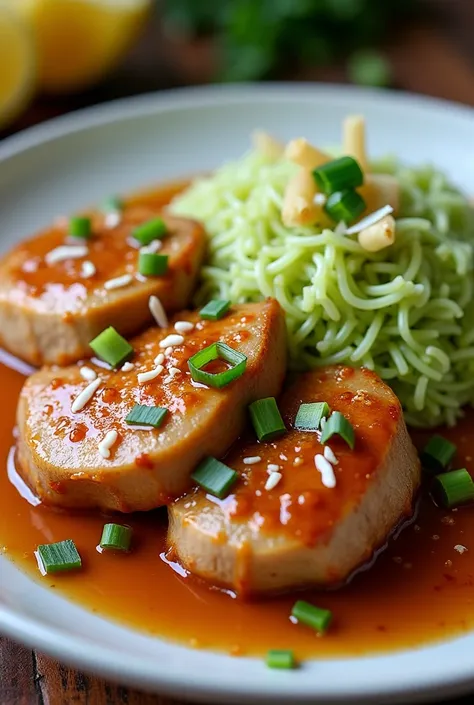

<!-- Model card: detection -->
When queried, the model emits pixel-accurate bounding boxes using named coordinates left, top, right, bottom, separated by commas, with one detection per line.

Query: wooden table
left=1, top=4, right=474, bottom=703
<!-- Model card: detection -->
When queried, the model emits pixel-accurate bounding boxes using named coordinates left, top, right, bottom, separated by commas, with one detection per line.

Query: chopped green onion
left=294, top=402, right=329, bottom=432
left=348, top=50, right=392, bottom=88
left=249, top=397, right=286, bottom=442
left=320, top=411, right=355, bottom=449
left=421, top=435, right=456, bottom=474
left=192, top=456, right=238, bottom=498
left=188, top=342, right=247, bottom=388
left=324, top=189, right=366, bottom=224
left=100, top=523, right=132, bottom=551
left=266, top=650, right=295, bottom=670
left=125, top=404, right=167, bottom=428
left=199, top=299, right=231, bottom=321
left=69, top=216, right=92, bottom=240
left=432, top=468, right=474, bottom=509
left=291, top=600, right=332, bottom=634
left=101, top=195, right=123, bottom=213
left=37, top=539, right=81, bottom=575
left=132, top=217, right=167, bottom=245
left=90, top=326, right=133, bottom=368
left=313, top=156, right=364, bottom=195
left=138, top=252, right=168, bottom=277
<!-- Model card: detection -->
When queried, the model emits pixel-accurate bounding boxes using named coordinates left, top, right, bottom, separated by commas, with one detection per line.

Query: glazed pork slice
left=16, top=299, right=287, bottom=512
left=0, top=205, right=206, bottom=366
left=168, top=366, right=421, bottom=595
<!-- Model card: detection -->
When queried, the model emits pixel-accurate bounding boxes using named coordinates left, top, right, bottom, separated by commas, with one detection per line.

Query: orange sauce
left=1, top=183, right=474, bottom=661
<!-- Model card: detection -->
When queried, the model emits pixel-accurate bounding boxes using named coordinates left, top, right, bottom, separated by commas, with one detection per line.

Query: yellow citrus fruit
left=13, top=0, right=151, bottom=94
left=0, top=2, right=36, bottom=128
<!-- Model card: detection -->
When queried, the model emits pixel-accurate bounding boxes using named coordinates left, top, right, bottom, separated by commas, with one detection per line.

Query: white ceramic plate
left=1, top=84, right=474, bottom=704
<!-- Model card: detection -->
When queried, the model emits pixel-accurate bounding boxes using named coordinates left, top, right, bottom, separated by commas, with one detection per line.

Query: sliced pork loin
left=168, top=366, right=421, bottom=595
left=16, top=299, right=287, bottom=512
left=0, top=205, right=206, bottom=366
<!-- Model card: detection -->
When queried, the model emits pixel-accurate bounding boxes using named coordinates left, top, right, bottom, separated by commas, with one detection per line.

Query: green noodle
left=172, top=150, right=474, bottom=428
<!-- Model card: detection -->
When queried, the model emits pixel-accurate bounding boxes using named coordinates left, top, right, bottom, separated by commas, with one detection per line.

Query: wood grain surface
left=1, top=3, right=474, bottom=703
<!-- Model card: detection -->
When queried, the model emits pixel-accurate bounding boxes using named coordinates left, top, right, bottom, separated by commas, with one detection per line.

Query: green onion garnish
left=432, top=468, right=474, bottom=509
left=37, top=539, right=82, bottom=575
left=138, top=252, right=168, bottom=277
left=294, top=402, right=329, bottom=432
left=266, top=650, right=295, bottom=670
left=192, top=456, right=238, bottom=499
left=69, top=216, right=92, bottom=240
left=249, top=397, right=286, bottom=442
left=100, top=523, right=132, bottom=551
left=320, top=411, right=355, bottom=449
left=101, top=195, right=123, bottom=213
left=125, top=404, right=167, bottom=428
left=324, top=189, right=366, bottom=224
left=421, top=435, right=456, bottom=474
left=199, top=299, right=231, bottom=321
left=90, top=326, right=133, bottom=368
left=313, top=156, right=364, bottom=195
left=188, top=342, right=247, bottom=388
left=132, top=217, right=167, bottom=245
left=291, top=600, right=332, bottom=634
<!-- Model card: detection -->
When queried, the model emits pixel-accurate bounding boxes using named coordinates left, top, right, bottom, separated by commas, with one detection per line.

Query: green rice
left=171, top=150, right=474, bottom=428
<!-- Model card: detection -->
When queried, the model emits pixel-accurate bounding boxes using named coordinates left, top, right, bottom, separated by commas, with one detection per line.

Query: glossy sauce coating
left=1, top=353, right=474, bottom=658
left=215, top=366, right=401, bottom=547
left=4, top=182, right=187, bottom=310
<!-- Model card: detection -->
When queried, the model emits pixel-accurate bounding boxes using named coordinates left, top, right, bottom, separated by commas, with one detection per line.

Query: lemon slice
left=15, top=0, right=151, bottom=94
left=0, top=3, right=35, bottom=129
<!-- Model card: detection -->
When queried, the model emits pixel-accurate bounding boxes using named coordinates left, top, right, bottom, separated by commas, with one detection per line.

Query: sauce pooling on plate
left=1, top=183, right=474, bottom=660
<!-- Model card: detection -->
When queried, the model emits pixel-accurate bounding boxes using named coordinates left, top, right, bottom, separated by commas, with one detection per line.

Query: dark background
left=1, top=1, right=474, bottom=703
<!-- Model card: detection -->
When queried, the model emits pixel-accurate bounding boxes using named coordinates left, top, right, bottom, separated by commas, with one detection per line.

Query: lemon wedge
left=0, top=3, right=36, bottom=129
left=14, top=0, right=151, bottom=94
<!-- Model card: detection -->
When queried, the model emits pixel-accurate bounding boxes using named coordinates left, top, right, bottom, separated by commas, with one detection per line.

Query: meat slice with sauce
left=168, top=366, right=421, bottom=595
left=16, top=299, right=287, bottom=512
left=0, top=206, right=206, bottom=366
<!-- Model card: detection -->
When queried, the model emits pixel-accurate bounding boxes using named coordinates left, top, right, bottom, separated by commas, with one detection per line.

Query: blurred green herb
left=162, top=0, right=418, bottom=84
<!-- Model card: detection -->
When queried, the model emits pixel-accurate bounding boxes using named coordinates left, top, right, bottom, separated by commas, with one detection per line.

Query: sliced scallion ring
left=37, top=539, right=82, bottom=575
left=291, top=600, right=332, bottom=634
left=320, top=411, right=355, bottom=449
left=100, top=524, right=132, bottom=551
left=188, top=342, right=247, bottom=388
left=324, top=189, right=366, bottom=224
left=432, top=468, right=474, bottom=509
left=132, top=217, right=167, bottom=245
left=313, top=156, right=364, bottom=195
left=69, top=216, right=92, bottom=240
left=294, top=402, right=329, bottom=431
left=90, top=326, right=134, bottom=368
left=199, top=299, right=231, bottom=321
left=266, top=650, right=295, bottom=669
left=138, top=252, right=168, bottom=277
left=101, top=195, right=123, bottom=213
left=125, top=404, right=167, bottom=428
left=191, top=456, right=238, bottom=498
left=421, top=435, right=456, bottom=474
left=249, top=397, right=286, bottom=442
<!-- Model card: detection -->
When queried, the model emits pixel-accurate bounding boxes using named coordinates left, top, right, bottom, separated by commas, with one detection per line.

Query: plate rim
left=1, top=82, right=474, bottom=704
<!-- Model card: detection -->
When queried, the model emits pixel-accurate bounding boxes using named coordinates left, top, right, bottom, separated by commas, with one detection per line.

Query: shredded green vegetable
left=172, top=150, right=474, bottom=428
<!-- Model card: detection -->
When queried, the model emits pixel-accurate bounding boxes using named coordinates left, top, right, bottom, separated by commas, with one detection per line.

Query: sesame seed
left=45, top=245, right=88, bottom=265
left=243, top=456, right=261, bottom=465
left=174, top=320, right=194, bottom=334
left=121, top=361, right=134, bottom=372
left=137, top=365, right=164, bottom=384
left=98, top=430, right=118, bottom=458
left=323, top=446, right=338, bottom=465
left=71, top=377, right=101, bottom=413
left=293, top=457, right=303, bottom=466
left=81, top=260, right=96, bottom=278
left=140, top=240, right=162, bottom=254
left=265, top=472, right=282, bottom=491
left=314, top=454, right=336, bottom=488
left=267, top=463, right=280, bottom=473
left=164, top=346, right=173, bottom=356
left=104, top=274, right=133, bottom=290
left=159, top=334, right=185, bottom=348
left=168, top=367, right=181, bottom=378
left=104, top=211, right=121, bottom=228
left=154, top=353, right=165, bottom=366
left=454, top=544, right=468, bottom=554
left=79, top=366, right=97, bottom=382
left=279, top=453, right=288, bottom=461
left=149, top=295, right=168, bottom=328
